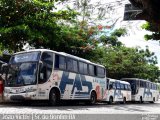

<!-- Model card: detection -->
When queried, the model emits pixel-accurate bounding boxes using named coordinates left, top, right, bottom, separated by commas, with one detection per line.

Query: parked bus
left=103, top=78, right=131, bottom=104
left=121, top=78, right=159, bottom=103
left=3, top=49, right=106, bottom=105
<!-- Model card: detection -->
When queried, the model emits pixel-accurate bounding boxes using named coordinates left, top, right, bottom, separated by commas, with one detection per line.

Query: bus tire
left=139, top=96, right=143, bottom=104
left=150, top=97, right=155, bottom=103
left=90, top=91, right=97, bottom=105
left=108, top=96, right=113, bottom=104
left=49, top=89, right=60, bottom=106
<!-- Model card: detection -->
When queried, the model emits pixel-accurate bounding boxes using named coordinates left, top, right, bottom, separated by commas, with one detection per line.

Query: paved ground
left=0, top=101, right=160, bottom=114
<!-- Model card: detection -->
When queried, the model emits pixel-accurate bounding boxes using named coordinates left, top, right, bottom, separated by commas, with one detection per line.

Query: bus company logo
left=59, top=72, right=92, bottom=97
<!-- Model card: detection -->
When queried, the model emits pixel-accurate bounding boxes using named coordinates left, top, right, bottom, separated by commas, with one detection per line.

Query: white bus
left=3, top=49, right=107, bottom=105
left=121, top=78, right=159, bottom=103
left=103, top=78, right=131, bottom=104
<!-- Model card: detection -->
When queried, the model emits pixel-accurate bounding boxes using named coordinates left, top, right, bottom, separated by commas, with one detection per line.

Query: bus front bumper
left=4, top=92, right=37, bottom=101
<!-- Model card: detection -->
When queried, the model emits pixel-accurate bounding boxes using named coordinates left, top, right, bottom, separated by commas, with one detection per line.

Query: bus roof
left=13, top=49, right=105, bottom=68
left=121, top=78, right=153, bottom=83
left=108, top=78, right=130, bottom=85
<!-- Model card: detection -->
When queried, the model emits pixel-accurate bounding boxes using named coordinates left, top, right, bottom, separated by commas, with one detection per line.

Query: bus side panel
left=143, top=88, right=153, bottom=101
left=134, top=88, right=153, bottom=101
left=58, top=71, right=106, bottom=100
left=150, top=89, right=159, bottom=102
left=121, top=90, right=131, bottom=101
left=103, top=89, right=127, bottom=102
left=37, top=70, right=106, bottom=101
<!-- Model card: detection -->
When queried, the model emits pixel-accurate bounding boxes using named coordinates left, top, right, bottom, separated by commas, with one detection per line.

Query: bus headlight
left=4, top=88, right=11, bottom=93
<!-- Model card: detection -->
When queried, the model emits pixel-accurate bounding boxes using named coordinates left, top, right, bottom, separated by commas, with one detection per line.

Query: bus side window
left=140, top=81, right=144, bottom=88
left=89, top=64, right=95, bottom=76
left=143, top=81, right=146, bottom=88
left=147, top=82, right=149, bottom=88
left=149, top=83, right=151, bottom=89
left=137, top=80, right=140, bottom=87
left=73, top=60, right=78, bottom=72
left=67, top=58, right=73, bottom=71
left=124, top=84, right=127, bottom=90
left=94, top=66, right=97, bottom=76
left=113, top=83, right=116, bottom=89
left=120, top=83, right=124, bottom=90
left=116, top=82, right=120, bottom=90
left=79, top=62, right=88, bottom=75
left=109, top=83, right=113, bottom=90
left=151, top=83, right=153, bottom=89
left=97, top=67, right=105, bottom=78
left=39, top=52, right=53, bottom=84
left=106, top=78, right=109, bottom=89
left=109, top=82, right=114, bottom=90
left=128, top=85, right=131, bottom=91
left=153, top=84, right=155, bottom=90
left=155, top=84, right=157, bottom=90
left=55, top=55, right=66, bottom=70
left=66, top=58, right=78, bottom=73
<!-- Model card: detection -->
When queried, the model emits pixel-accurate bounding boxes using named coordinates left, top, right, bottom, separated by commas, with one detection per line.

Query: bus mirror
left=1, top=64, right=9, bottom=74
left=39, top=61, right=44, bottom=70
left=39, top=61, right=44, bottom=79
left=39, top=61, right=43, bottom=68
left=39, top=61, right=47, bottom=82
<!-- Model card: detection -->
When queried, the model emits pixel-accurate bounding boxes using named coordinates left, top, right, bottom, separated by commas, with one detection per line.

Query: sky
left=93, top=0, right=160, bottom=68
left=118, top=23, right=160, bottom=68
left=56, top=0, right=160, bottom=67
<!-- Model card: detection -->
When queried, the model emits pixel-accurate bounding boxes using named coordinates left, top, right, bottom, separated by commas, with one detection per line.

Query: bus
left=3, top=49, right=106, bottom=105
left=121, top=78, right=159, bottom=103
left=103, top=78, right=131, bottom=104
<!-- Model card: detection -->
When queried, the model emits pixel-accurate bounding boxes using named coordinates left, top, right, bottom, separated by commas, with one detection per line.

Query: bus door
left=38, top=52, right=54, bottom=99
left=115, top=82, right=123, bottom=100
left=108, top=82, right=116, bottom=99
left=129, top=80, right=138, bottom=95
left=144, top=82, right=152, bottom=101
left=125, top=84, right=131, bottom=101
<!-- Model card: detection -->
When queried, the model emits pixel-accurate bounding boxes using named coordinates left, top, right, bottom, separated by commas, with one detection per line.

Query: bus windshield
left=5, top=52, right=40, bottom=87
left=5, top=62, right=38, bottom=87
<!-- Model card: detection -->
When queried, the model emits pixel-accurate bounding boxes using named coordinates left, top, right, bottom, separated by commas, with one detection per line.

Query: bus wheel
left=139, top=96, right=143, bottom=104
left=150, top=97, right=155, bottom=103
left=122, top=97, right=126, bottom=104
left=108, top=96, right=113, bottom=104
left=90, top=91, right=97, bottom=105
left=49, top=89, right=60, bottom=106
